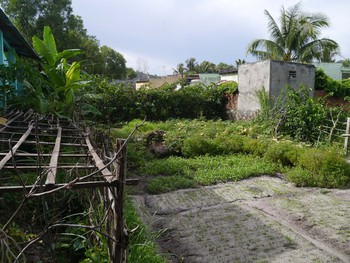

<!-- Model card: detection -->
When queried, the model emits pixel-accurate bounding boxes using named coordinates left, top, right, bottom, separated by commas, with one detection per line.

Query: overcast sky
left=71, top=0, right=350, bottom=76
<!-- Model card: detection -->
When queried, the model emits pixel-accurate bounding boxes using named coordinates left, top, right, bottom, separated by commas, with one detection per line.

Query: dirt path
left=132, top=176, right=350, bottom=262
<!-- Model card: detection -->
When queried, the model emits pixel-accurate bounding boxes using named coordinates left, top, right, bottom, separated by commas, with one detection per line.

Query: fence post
left=115, top=139, right=127, bottom=263
left=344, top=117, right=350, bottom=155
left=107, top=139, right=127, bottom=263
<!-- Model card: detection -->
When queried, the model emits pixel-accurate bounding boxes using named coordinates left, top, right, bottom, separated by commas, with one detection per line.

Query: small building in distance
left=237, top=60, right=315, bottom=118
left=313, top=62, right=350, bottom=80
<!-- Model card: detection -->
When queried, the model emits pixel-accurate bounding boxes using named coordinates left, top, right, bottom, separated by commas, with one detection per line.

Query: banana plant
left=32, top=26, right=89, bottom=116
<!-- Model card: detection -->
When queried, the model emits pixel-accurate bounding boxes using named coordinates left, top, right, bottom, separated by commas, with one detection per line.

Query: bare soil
left=132, top=176, right=350, bottom=263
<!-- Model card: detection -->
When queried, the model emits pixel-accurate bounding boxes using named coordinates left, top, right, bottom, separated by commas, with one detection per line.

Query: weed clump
left=288, top=146, right=350, bottom=188
left=264, top=141, right=301, bottom=166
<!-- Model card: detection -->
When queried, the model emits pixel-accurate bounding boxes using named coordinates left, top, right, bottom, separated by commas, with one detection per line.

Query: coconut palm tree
left=185, top=57, right=198, bottom=73
left=198, top=60, right=216, bottom=73
left=235, top=59, right=246, bottom=67
left=247, top=2, right=339, bottom=63
left=173, top=63, right=186, bottom=77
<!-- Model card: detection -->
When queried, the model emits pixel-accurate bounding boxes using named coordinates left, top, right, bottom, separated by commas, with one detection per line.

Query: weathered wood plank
left=0, top=152, right=91, bottom=157
left=45, top=127, right=62, bottom=185
left=85, top=134, right=112, bottom=179
left=0, top=139, right=87, bottom=147
left=0, top=179, right=138, bottom=193
left=2, top=165, right=96, bottom=169
left=0, top=124, right=34, bottom=169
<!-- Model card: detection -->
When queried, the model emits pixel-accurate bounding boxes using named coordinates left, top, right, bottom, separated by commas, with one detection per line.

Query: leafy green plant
left=267, top=85, right=327, bottom=143
left=29, top=26, right=89, bottom=116
left=0, top=63, right=18, bottom=112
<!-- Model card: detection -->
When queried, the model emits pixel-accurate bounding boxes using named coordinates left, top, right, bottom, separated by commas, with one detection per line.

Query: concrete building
left=312, top=62, right=350, bottom=80
left=237, top=60, right=315, bottom=118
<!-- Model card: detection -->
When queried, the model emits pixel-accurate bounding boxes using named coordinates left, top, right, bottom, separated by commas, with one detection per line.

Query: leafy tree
left=216, top=62, right=234, bottom=72
left=98, top=46, right=127, bottom=79
left=0, top=0, right=131, bottom=79
left=173, top=63, right=186, bottom=77
left=198, top=60, right=216, bottom=73
left=0, top=0, right=87, bottom=51
left=247, top=2, right=339, bottom=63
left=185, top=57, right=198, bottom=73
left=126, top=67, right=137, bottom=79
left=342, top=59, right=350, bottom=68
left=235, top=59, right=246, bottom=67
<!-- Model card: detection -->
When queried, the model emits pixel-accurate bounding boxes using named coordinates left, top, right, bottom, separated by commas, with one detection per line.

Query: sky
left=71, top=0, right=350, bottom=76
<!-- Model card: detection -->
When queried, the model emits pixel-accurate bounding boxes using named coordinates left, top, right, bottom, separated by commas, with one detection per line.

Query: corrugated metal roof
left=0, top=8, right=39, bottom=60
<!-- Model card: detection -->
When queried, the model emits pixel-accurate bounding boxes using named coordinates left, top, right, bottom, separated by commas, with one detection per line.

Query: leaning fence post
left=344, top=117, right=350, bottom=155
left=116, top=139, right=127, bottom=263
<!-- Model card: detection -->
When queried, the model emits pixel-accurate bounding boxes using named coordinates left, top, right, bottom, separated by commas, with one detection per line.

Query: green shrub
left=216, top=81, right=238, bottom=94
left=315, top=68, right=350, bottom=97
left=294, top=146, right=350, bottom=188
left=286, top=167, right=317, bottom=187
left=273, top=85, right=327, bottom=143
left=242, top=138, right=272, bottom=157
left=264, top=141, right=301, bottom=166
left=182, top=136, right=218, bottom=157
left=82, top=79, right=229, bottom=123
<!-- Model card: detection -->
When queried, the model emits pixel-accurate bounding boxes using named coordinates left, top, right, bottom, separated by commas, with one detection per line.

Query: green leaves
left=247, top=2, right=339, bottom=62
left=31, top=26, right=89, bottom=117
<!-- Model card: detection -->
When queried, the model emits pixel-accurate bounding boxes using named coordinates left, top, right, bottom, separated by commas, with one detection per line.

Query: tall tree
left=185, top=57, right=198, bottom=73
left=198, top=60, right=216, bottom=73
left=0, top=0, right=87, bottom=51
left=0, top=0, right=130, bottom=78
left=173, top=63, right=186, bottom=77
left=235, top=59, right=246, bottom=67
left=246, top=2, right=339, bottom=63
left=99, top=46, right=126, bottom=79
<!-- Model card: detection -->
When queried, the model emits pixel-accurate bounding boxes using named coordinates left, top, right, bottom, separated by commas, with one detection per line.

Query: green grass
left=144, top=155, right=279, bottom=194
left=114, top=118, right=350, bottom=193
left=125, top=197, right=167, bottom=263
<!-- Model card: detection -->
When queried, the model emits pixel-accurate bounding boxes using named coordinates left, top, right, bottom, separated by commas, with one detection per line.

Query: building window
left=289, top=71, right=296, bottom=78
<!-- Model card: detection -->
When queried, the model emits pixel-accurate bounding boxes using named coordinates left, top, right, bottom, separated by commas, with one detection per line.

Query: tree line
left=0, top=0, right=136, bottom=79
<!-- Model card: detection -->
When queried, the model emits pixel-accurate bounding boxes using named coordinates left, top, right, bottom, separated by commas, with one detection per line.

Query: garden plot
left=133, top=176, right=350, bottom=263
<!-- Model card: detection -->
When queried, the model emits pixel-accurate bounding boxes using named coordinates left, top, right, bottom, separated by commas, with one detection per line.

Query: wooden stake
left=344, top=117, right=350, bottom=154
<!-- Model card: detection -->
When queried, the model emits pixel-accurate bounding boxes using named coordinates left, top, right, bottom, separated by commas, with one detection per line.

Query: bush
left=81, top=78, right=231, bottom=123
left=293, top=146, right=350, bottom=188
left=274, top=85, right=327, bottom=143
left=264, top=141, right=301, bottom=166
left=315, top=68, right=350, bottom=97
left=242, top=138, right=272, bottom=157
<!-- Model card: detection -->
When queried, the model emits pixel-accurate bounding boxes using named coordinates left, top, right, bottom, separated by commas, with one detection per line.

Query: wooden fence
left=0, top=109, right=135, bottom=262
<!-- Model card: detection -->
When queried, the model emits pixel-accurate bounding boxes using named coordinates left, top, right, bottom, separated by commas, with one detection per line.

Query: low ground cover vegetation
left=113, top=117, right=350, bottom=195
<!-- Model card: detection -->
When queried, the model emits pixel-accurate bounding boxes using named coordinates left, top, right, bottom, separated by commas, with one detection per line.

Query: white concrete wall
left=221, top=74, right=238, bottom=82
left=237, top=60, right=315, bottom=118
left=237, top=60, right=270, bottom=115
